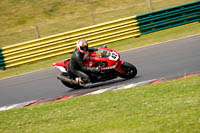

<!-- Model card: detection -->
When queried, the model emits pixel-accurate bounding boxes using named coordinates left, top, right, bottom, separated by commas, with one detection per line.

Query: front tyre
left=119, top=62, right=137, bottom=79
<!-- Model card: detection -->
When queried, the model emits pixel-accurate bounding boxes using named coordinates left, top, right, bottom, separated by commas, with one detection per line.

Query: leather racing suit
left=68, top=47, right=98, bottom=83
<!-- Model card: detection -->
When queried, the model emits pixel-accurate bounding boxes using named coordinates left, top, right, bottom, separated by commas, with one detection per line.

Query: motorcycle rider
left=68, top=39, right=100, bottom=85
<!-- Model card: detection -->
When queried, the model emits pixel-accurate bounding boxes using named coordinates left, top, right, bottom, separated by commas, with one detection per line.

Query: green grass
left=0, top=22, right=199, bottom=79
left=0, top=0, right=196, bottom=47
left=0, top=75, right=199, bottom=133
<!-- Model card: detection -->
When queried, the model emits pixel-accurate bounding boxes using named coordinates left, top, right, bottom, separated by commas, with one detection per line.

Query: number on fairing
left=109, top=51, right=119, bottom=61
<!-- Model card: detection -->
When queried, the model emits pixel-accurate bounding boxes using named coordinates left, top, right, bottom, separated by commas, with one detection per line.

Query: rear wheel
left=119, top=62, right=137, bottom=79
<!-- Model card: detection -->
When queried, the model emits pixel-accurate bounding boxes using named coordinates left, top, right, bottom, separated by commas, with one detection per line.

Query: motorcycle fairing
left=52, top=59, right=70, bottom=72
left=84, top=47, right=120, bottom=68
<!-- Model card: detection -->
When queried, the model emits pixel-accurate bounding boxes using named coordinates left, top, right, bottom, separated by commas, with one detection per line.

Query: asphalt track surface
left=0, top=34, right=200, bottom=107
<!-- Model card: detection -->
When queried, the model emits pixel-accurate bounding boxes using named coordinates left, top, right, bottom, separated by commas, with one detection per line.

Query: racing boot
left=75, top=77, right=85, bottom=86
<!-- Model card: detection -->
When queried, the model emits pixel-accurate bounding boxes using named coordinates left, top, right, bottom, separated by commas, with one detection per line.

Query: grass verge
left=0, top=22, right=199, bottom=79
left=0, top=75, right=199, bottom=133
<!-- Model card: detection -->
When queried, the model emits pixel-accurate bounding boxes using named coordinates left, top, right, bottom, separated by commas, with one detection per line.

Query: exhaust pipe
left=57, top=75, right=78, bottom=85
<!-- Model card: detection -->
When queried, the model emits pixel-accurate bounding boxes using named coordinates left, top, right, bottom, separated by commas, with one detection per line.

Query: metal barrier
left=136, top=1, right=200, bottom=34
left=0, top=48, right=5, bottom=69
left=0, top=16, right=140, bottom=69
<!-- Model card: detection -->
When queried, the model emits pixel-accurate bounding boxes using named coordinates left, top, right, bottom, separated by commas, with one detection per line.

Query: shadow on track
left=86, top=75, right=141, bottom=89
left=66, top=75, right=141, bottom=94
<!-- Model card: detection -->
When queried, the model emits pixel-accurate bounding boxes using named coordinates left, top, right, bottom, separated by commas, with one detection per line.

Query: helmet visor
left=80, top=46, right=88, bottom=52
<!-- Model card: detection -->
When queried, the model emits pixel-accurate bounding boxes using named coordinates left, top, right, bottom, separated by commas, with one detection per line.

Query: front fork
left=115, top=61, right=126, bottom=74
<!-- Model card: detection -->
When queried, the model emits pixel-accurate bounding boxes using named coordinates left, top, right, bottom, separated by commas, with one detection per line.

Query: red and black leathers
left=68, top=48, right=99, bottom=83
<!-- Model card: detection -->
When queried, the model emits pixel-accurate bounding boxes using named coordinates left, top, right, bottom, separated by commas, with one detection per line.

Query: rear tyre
left=60, top=73, right=82, bottom=89
left=119, top=62, right=137, bottom=79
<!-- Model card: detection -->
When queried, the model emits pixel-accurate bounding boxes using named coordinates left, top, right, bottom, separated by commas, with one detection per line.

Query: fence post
left=35, top=25, right=40, bottom=39
left=90, top=12, right=96, bottom=25
left=146, top=0, right=153, bottom=12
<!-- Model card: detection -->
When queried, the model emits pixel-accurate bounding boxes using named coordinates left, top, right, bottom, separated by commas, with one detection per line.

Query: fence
left=0, top=1, right=199, bottom=70
left=136, top=0, right=200, bottom=34
left=0, top=48, right=5, bottom=69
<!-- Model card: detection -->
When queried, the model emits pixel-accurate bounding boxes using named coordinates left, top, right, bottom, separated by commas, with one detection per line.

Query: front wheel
left=119, top=62, right=137, bottom=79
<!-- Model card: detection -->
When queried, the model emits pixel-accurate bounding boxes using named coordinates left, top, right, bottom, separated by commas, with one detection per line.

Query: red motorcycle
left=52, top=47, right=137, bottom=89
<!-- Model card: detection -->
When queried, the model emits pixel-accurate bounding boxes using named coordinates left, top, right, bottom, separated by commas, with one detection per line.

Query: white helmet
left=76, top=39, right=88, bottom=54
